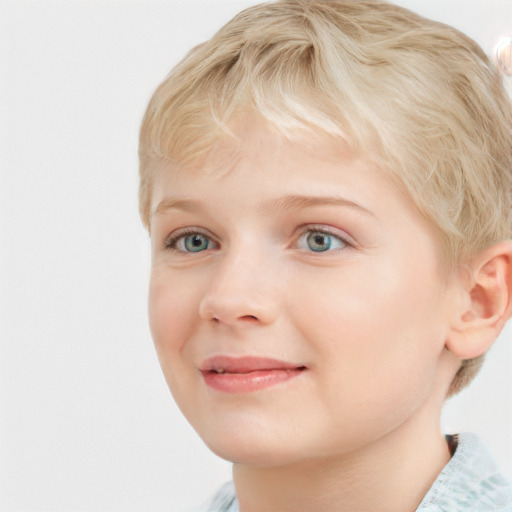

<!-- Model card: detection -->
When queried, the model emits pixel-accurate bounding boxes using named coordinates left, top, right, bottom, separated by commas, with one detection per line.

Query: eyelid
left=294, top=224, right=355, bottom=249
left=163, top=226, right=218, bottom=251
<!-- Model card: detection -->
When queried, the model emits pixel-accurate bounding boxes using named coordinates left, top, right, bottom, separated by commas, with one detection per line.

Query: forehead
left=151, top=123, right=364, bottom=200
left=150, top=119, right=422, bottom=226
left=154, top=115, right=366, bottom=184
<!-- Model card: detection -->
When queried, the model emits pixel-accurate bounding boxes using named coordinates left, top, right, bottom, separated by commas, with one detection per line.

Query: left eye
left=166, top=232, right=217, bottom=253
left=297, top=230, right=347, bottom=252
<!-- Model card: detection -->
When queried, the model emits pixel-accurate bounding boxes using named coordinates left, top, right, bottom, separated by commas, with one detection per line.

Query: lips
left=201, top=356, right=304, bottom=373
left=200, top=356, right=307, bottom=393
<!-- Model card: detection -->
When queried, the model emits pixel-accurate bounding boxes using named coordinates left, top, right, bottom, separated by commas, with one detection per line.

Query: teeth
left=215, top=368, right=225, bottom=374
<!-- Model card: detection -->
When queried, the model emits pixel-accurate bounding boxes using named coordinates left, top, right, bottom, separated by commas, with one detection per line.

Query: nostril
left=241, top=315, right=258, bottom=322
left=208, top=314, right=258, bottom=324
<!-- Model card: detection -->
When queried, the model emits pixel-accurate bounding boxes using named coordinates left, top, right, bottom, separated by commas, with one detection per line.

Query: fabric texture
left=205, top=432, right=512, bottom=511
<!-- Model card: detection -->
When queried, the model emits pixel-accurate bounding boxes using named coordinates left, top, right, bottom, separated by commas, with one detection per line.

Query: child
left=138, top=1, right=512, bottom=510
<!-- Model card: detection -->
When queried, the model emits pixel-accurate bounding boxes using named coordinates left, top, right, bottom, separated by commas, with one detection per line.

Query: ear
left=446, top=240, right=512, bottom=359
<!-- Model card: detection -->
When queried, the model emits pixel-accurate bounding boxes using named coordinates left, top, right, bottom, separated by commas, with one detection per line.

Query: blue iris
left=306, top=232, right=333, bottom=252
left=183, top=234, right=210, bottom=252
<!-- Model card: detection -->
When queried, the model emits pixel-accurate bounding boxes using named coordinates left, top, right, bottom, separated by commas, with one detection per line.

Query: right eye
left=165, top=231, right=218, bottom=253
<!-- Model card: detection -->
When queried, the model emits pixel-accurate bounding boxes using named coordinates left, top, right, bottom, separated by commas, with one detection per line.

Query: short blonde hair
left=139, top=0, right=512, bottom=396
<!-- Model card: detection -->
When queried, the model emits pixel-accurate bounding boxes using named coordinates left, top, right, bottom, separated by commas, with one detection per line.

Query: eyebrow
left=261, top=194, right=375, bottom=217
left=152, top=198, right=204, bottom=216
left=152, top=194, right=375, bottom=217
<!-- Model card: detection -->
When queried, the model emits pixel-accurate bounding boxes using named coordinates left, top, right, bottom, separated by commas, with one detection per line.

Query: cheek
left=307, top=255, right=444, bottom=342
left=148, top=271, right=199, bottom=367
left=289, top=260, right=446, bottom=394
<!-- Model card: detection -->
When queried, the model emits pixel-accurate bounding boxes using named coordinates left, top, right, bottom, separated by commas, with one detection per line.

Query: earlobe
left=446, top=240, right=512, bottom=360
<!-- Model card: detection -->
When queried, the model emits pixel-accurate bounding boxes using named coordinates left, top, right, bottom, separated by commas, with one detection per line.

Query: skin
left=148, top=120, right=464, bottom=511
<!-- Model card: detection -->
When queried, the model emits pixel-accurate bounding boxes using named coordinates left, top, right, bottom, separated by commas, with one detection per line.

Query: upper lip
left=200, top=356, right=306, bottom=374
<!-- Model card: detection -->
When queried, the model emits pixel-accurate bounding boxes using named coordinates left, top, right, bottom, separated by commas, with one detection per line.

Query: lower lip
left=202, top=368, right=304, bottom=393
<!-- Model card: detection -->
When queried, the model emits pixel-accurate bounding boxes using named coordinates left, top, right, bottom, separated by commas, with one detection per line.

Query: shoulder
left=416, top=432, right=512, bottom=511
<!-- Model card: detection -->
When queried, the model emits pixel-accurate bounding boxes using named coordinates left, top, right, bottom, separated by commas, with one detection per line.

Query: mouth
left=200, top=356, right=307, bottom=393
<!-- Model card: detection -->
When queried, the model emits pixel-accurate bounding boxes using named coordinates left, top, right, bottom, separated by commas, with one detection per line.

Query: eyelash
left=163, top=225, right=353, bottom=253
left=295, top=224, right=353, bottom=252
left=164, top=227, right=217, bottom=252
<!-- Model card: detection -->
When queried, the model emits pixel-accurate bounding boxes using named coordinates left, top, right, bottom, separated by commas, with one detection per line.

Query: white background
left=1, top=1, right=511, bottom=511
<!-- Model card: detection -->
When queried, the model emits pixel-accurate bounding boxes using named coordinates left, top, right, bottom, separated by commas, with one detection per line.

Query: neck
left=233, top=402, right=451, bottom=512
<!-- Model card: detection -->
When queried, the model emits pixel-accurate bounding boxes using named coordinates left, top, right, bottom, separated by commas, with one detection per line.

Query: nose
left=198, top=248, right=280, bottom=326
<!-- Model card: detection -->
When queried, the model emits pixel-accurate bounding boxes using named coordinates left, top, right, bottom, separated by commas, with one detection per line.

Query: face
left=148, top=122, right=455, bottom=467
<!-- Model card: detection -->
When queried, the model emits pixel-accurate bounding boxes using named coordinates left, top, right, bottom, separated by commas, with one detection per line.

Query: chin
left=199, top=421, right=306, bottom=467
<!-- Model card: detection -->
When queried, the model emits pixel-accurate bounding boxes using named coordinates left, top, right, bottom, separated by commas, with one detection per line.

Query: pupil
left=314, top=235, right=325, bottom=246
left=192, top=236, right=203, bottom=247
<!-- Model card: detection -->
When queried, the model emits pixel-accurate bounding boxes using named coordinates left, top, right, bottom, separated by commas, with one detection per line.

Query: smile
left=200, top=356, right=307, bottom=393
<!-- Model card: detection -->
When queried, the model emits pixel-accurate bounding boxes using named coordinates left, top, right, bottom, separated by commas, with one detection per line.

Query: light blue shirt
left=206, top=433, right=512, bottom=511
